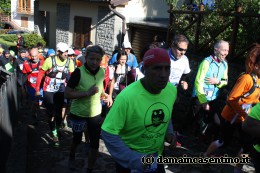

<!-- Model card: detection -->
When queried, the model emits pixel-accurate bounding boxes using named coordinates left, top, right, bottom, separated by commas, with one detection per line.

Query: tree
left=0, top=0, right=11, bottom=15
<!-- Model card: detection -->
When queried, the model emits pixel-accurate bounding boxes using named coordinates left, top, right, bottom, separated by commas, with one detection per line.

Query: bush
left=167, top=0, right=260, bottom=60
left=0, top=38, right=16, bottom=47
left=0, top=29, right=10, bottom=35
left=0, top=33, right=46, bottom=49
left=24, top=34, right=46, bottom=48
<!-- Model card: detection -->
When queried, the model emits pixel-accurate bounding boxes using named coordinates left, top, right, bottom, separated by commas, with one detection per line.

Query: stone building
left=33, top=0, right=173, bottom=60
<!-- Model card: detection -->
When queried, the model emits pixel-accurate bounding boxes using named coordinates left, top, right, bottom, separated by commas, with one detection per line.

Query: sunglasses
left=173, top=44, right=187, bottom=52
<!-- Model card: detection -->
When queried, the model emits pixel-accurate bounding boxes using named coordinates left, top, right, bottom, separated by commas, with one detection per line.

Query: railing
left=16, top=7, right=34, bottom=15
left=168, top=9, right=260, bottom=61
left=0, top=68, right=18, bottom=173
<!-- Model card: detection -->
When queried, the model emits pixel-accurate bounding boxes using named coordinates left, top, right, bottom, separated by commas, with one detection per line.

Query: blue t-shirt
left=109, top=53, right=138, bottom=68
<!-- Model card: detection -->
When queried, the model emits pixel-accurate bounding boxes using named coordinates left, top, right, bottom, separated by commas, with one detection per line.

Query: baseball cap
left=122, top=41, right=132, bottom=49
left=47, top=49, right=55, bottom=56
left=68, top=48, right=75, bottom=55
left=143, top=48, right=170, bottom=68
left=81, top=47, right=86, bottom=53
left=10, top=50, right=15, bottom=57
left=74, top=49, right=80, bottom=56
left=19, top=49, right=26, bottom=53
left=56, top=42, right=69, bottom=52
left=3, top=50, right=10, bottom=54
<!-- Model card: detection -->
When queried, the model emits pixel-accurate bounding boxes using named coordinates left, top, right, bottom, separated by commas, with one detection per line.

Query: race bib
left=67, top=118, right=86, bottom=132
left=29, top=77, right=37, bottom=84
left=204, top=88, right=214, bottom=97
left=19, top=64, right=24, bottom=71
left=49, top=79, right=63, bottom=91
left=56, top=72, right=62, bottom=79
left=241, top=103, right=252, bottom=114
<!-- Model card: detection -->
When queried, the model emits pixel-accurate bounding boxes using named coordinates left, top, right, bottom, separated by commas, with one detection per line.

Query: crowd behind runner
left=1, top=34, right=259, bottom=173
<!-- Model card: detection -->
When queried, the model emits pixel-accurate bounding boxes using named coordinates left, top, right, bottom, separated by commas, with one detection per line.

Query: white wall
left=11, top=0, right=35, bottom=31
left=124, top=0, right=169, bottom=22
left=37, top=0, right=173, bottom=49
left=113, top=0, right=170, bottom=45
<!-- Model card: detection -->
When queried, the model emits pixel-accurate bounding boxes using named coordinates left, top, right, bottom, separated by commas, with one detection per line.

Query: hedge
left=0, top=33, right=46, bottom=48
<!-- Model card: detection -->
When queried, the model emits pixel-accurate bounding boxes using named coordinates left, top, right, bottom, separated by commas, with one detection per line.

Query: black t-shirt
left=67, top=68, right=80, bottom=89
left=0, top=57, right=11, bottom=68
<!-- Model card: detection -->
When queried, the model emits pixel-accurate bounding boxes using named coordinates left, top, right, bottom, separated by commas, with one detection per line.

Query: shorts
left=68, top=113, right=102, bottom=149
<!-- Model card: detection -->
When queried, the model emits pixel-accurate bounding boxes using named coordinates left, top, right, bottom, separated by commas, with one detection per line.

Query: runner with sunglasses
left=167, top=35, right=191, bottom=145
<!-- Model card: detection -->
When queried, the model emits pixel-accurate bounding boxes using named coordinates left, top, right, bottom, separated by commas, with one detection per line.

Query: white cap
left=68, top=48, right=75, bottom=55
left=56, top=42, right=69, bottom=52
left=122, top=41, right=132, bottom=49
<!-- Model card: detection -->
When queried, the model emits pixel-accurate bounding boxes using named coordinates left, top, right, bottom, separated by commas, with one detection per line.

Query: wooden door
left=21, top=16, right=28, bottom=27
left=73, top=16, right=91, bottom=49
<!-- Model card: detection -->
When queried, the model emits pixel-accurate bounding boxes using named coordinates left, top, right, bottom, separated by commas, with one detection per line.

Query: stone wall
left=56, top=3, right=70, bottom=44
left=96, top=6, right=115, bottom=56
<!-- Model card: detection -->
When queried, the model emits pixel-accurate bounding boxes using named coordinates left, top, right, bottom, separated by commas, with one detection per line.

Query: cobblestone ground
left=8, top=101, right=256, bottom=173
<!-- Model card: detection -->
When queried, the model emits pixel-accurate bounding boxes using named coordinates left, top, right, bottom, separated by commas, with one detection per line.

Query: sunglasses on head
left=173, top=44, right=187, bottom=52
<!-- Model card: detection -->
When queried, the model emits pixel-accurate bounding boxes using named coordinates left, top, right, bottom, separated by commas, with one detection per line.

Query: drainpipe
left=109, top=4, right=126, bottom=49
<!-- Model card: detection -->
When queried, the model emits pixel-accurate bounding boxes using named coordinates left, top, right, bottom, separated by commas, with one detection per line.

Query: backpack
left=113, top=63, right=136, bottom=91
left=47, top=56, right=70, bottom=79
left=229, top=72, right=259, bottom=100
left=114, top=63, right=129, bottom=85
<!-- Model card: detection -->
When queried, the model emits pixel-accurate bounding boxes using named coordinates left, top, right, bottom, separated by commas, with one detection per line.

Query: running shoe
left=53, top=136, right=60, bottom=147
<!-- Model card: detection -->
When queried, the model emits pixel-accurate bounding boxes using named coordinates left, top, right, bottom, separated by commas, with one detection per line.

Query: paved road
left=6, top=103, right=255, bottom=173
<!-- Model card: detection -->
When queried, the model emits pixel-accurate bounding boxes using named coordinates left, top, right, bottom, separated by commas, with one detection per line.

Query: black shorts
left=68, top=113, right=102, bottom=149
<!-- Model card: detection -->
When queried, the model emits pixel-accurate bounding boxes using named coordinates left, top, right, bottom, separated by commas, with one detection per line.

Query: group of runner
left=1, top=35, right=259, bottom=173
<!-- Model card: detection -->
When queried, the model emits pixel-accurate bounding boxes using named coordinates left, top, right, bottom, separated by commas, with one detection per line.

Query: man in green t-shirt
left=101, top=48, right=177, bottom=172
left=243, top=102, right=260, bottom=173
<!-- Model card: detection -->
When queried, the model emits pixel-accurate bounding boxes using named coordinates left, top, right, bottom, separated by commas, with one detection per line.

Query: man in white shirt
left=168, top=34, right=191, bottom=90
left=168, top=34, right=191, bottom=144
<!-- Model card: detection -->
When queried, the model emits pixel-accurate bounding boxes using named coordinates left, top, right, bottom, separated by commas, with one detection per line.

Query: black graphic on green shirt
left=145, top=109, right=167, bottom=128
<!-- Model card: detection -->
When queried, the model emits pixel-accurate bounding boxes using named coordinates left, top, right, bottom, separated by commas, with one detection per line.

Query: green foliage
left=0, top=34, right=17, bottom=42
left=0, top=33, right=46, bottom=48
left=23, top=34, right=46, bottom=48
left=0, top=0, right=11, bottom=15
left=169, top=0, right=260, bottom=59
left=0, top=37, right=15, bottom=47
left=0, top=29, right=9, bottom=34
left=164, top=0, right=178, bottom=4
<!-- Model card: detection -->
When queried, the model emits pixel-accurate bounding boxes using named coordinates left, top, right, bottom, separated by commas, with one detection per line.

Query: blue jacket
left=109, top=53, right=138, bottom=68
left=193, top=56, right=228, bottom=103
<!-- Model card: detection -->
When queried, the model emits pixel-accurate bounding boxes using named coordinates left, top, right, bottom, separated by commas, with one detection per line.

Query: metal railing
left=0, top=68, right=18, bottom=173
left=0, top=67, right=18, bottom=137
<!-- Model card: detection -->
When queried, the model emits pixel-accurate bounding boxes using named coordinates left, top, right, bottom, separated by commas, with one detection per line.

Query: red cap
left=74, top=50, right=80, bottom=56
left=143, top=48, right=170, bottom=68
